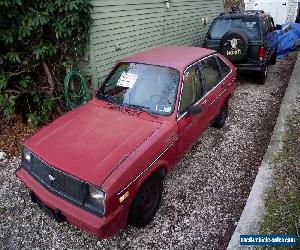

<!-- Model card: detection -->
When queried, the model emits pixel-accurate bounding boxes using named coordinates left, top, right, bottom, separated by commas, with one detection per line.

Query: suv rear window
left=209, top=17, right=261, bottom=40
left=201, top=56, right=222, bottom=92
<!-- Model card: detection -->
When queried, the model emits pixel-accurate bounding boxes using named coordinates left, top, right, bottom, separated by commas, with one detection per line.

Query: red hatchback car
left=16, top=46, right=237, bottom=238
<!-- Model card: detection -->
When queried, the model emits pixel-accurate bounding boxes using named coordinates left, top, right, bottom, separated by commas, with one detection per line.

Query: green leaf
left=33, top=43, right=58, bottom=60
left=6, top=52, right=21, bottom=63
left=30, top=12, right=49, bottom=28
left=3, top=95, right=16, bottom=117
left=0, top=0, right=93, bottom=124
left=0, top=94, right=5, bottom=107
left=19, top=76, right=31, bottom=88
left=0, top=30, right=14, bottom=45
left=18, top=25, right=32, bottom=40
left=27, top=112, right=40, bottom=128
left=32, top=93, right=40, bottom=103
left=0, top=71, right=7, bottom=90
left=43, top=97, right=54, bottom=112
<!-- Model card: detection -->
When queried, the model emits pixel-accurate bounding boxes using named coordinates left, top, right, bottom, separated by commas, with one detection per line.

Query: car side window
left=179, top=66, right=203, bottom=114
left=216, top=56, right=231, bottom=78
left=200, top=56, right=222, bottom=93
left=262, top=18, right=268, bottom=35
left=263, top=16, right=273, bottom=35
left=265, top=16, right=272, bottom=33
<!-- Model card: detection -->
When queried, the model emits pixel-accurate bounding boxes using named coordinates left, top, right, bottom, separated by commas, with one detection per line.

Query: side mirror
left=187, top=105, right=202, bottom=116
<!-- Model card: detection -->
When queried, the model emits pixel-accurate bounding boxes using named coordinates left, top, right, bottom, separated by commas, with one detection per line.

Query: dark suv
left=203, top=10, right=278, bottom=84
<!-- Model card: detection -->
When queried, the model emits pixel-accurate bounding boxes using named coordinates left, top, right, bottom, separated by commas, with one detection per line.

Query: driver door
left=177, top=64, right=210, bottom=158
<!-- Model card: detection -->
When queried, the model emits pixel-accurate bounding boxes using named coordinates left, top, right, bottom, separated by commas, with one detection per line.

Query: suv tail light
left=258, top=46, right=266, bottom=61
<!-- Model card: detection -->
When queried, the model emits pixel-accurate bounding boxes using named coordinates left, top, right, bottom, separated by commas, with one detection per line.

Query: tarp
left=276, top=23, right=300, bottom=58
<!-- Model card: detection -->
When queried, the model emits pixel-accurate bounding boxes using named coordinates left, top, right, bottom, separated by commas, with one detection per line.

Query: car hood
left=25, top=101, right=162, bottom=186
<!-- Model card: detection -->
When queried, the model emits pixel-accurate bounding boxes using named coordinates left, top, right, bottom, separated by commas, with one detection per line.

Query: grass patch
left=260, top=104, right=300, bottom=249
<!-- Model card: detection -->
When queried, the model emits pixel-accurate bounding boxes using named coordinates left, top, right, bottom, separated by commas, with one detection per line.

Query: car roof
left=120, top=46, right=216, bottom=72
left=218, top=10, right=267, bottom=19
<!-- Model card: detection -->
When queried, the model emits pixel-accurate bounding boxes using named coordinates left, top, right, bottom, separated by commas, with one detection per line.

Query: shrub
left=0, top=0, right=93, bottom=127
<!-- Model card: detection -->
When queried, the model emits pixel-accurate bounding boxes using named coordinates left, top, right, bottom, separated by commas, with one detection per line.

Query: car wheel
left=269, top=48, right=277, bottom=65
left=258, top=64, right=268, bottom=85
left=220, top=30, right=250, bottom=63
left=212, top=102, right=228, bottom=129
left=128, top=175, right=163, bottom=228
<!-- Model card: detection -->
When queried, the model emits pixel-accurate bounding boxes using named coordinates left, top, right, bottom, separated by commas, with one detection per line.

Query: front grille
left=27, top=154, right=84, bottom=206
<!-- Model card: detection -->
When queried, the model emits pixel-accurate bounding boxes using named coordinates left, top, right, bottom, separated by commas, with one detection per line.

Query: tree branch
left=42, top=60, right=55, bottom=95
left=7, top=64, right=38, bottom=79
left=4, top=89, right=22, bottom=94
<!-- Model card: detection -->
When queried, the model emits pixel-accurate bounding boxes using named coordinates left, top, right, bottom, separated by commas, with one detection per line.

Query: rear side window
left=216, top=56, right=231, bottom=77
left=209, top=17, right=261, bottom=40
left=201, top=57, right=222, bottom=92
left=263, top=16, right=274, bottom=33
left=179, top=66, right=203, bottom=113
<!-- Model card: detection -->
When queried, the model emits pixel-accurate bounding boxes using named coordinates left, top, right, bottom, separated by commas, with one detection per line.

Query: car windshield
left=96, top=63, right=179, bottom=116
left=209, top=17, right=261, bottom=40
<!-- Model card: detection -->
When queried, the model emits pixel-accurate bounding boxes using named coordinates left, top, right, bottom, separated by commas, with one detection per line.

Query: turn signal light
left=119, top=191, right=129, bottom=203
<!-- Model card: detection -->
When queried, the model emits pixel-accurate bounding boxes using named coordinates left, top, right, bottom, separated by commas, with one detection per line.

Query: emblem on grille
left=48, top=174, right=55, bottom=181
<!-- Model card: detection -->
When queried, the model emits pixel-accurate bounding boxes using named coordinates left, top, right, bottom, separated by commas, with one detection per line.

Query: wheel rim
left=138, top=182, right=160, bottom=219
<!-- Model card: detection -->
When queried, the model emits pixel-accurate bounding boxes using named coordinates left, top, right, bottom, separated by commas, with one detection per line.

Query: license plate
left=30, top=192, right=65, bottom=223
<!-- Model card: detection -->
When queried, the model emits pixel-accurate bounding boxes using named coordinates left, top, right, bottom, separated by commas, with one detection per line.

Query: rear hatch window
left=209, top=16, right=261, bottom=40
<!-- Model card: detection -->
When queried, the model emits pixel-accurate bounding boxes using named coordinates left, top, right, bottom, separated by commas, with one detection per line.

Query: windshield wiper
left=98, top=94, right=118, bottom=105
left=125, top=104, right=158, bottom=117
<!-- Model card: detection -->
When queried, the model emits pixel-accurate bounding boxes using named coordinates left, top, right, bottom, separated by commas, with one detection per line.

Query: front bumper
left=16, top=167, right=129, bottom=238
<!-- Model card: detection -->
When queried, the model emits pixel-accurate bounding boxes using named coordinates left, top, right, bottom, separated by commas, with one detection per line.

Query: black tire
left=128, top=175, right=163, bottom=228
left=220, top=30, right=249, bottom=63
left=269, top=48, right=277, bottom=65
left=257, top=64, right=268, bottom=85
left=212, top=102, right=228, bottom=129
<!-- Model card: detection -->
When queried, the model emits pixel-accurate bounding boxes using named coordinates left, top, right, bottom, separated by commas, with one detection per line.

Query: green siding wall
left=86, top=0, right=224, bottom=90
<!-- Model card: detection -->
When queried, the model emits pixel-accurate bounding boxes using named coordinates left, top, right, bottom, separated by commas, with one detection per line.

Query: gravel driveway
left=0, top=53, right=297, bottom=250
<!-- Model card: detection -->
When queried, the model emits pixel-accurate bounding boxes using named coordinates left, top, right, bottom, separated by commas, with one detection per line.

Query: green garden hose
left=64, top=70, right=87, bottom=110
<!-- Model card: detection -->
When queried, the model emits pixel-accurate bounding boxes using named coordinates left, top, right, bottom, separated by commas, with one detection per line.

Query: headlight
left=85, top=184, right=106, bottom=215
left=22, top=147, right=32, bottom=170
left=23, top=147, right=31, bottom=162
left=89, top=185, right=105, bottom=203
